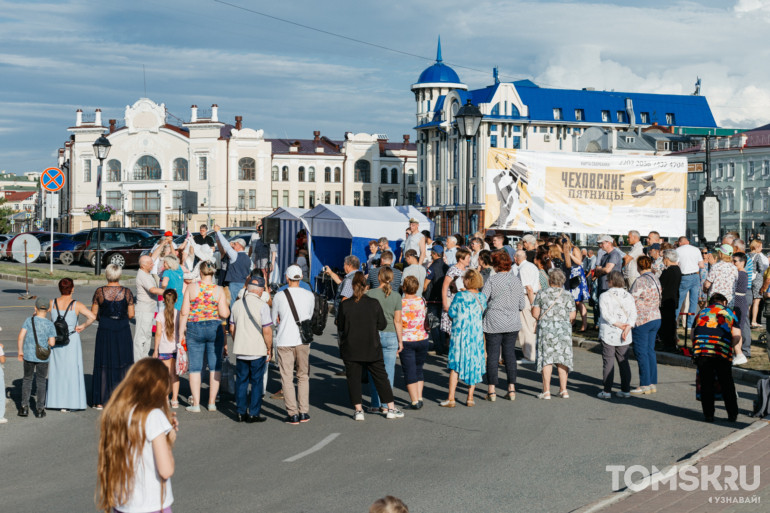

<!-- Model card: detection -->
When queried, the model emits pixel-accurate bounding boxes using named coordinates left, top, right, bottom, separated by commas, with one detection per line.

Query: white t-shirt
left=676, top=244, right=703, bottom=275
left=514, top=260, right=541, bottom=293
left=624, top=241, right=645, bottom=286
left=117, top=408, right=174, bottom=513
left=271, top=287, right=315, bottom=347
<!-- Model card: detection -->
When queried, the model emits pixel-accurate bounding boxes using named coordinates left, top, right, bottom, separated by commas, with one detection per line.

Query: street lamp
left=454, top=99, right=483, bottom=237
left=693, top=134, right=719, bottom=249
left=92, top=135, right=111, bottom=276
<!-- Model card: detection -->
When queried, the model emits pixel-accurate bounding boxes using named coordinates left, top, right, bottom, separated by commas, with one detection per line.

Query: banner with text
left=485, top=149, right=687, bottom=236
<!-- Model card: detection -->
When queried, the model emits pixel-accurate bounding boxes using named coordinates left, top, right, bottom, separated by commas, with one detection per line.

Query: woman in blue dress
left=439, top=269, right=487, bottom=408
left=563, top=239, right=590, bottom=332
left=47, top=278, right=96, bottom=411
left=160, top=255, right=185, bottom=310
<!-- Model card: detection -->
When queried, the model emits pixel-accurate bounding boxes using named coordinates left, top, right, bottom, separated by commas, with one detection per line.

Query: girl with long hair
left=96, top=358, right=178, bottom=513
left=154, top=289, right=181, bottom=408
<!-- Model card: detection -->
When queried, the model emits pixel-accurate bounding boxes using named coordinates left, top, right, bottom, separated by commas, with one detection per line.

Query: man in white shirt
left=272, top=265, right=315, bottom=425
left=514, top=249, right=540, bottom=362
left=623, top=230, right=644, bottom=288
left=134, top=255, right=165, bottom=363
left=675, top=236, right=705, bottom=328
left=229, top=275, right=273, bottom=423
left=444, top=236, right=458, bottom=266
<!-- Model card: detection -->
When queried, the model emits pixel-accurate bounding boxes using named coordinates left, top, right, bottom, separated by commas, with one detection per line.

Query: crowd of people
left=2, top=218, right=769, bottom=511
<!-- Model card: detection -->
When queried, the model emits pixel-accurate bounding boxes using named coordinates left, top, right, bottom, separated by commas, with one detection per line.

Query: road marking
left=283, top=433, right=340, bottom=462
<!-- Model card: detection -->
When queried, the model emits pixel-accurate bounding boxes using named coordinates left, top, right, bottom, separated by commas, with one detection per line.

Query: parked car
left=79, top=228, right=153, bottom=267
left=2, top=231, right=63, bottom=260
left=219, top=227, right=256, bottom=239
left=49, top=230, right=89, bottom=265
left=103, top=234, right=185, bottom=268
left=39, top=232, right=80, bottom=262
left=0, top=234, right=13, bottom=260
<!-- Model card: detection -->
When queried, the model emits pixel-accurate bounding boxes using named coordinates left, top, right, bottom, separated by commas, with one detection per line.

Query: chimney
left=109, top=119, right=116, bottom=134
left=235, top=116, right=242, bottom=130
left=76, top=109, right=83, bottom=126
left=191, top=105, right=198, bottom=123
left=95, top=108, right=102, bottom=126
left=402, top=134, right=410, bottom=148
left=377, top=134, right=388, bottom=155
left=313, top=130, right=320, bottom=143
left=211, top=104, right=218, bottom=122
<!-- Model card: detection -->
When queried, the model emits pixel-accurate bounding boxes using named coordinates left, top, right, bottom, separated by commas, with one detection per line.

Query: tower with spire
left=411, top=37, right=467, bottom=126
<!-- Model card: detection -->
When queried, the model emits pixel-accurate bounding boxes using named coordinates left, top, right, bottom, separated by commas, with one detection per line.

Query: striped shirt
left=481, top=271, right=526, bottom=333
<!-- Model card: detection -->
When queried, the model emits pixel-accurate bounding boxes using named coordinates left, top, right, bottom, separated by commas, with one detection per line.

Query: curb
left=0, top=273, right=135, bottom=287
left=572, top=335, right=768, bottom=385
left=571, top=420, right=769, bottom=513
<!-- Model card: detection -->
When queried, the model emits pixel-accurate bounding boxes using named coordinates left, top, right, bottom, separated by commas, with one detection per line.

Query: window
left=308, top=166, right=315, bottom=182
left=298, top=166, right=305, bottom=182
left=435, top=143, right=440, bottom=180
left=298, top=191, right=305, bottom=208
left=714, top=163, right=723, bottom=178
left=249, top=189, right=256, bottom=209
left=354, top=191, right=361, bottom=206
left=281, top=166, right=289, bottom=181
left=133, top=213, right=160, bottom=228
left=407, top=168, right=415, bottom=184
left=198, top=156, right=207, bottom=180
left=748, top=161, right=755, bottom=177
left=764, top=161, right=770, bottom=177
left=324, top=191, right=331, bottom=204
left=687, top=194, right=696, bottom=213
left=271, top=190, right=278, bottom=208
left=616, top=111, right=625, bottom=123
left=452, top=140, right=458, bottom=179
left=282, top=190, right=289, bottom=207
left=173, top=158, right=188, bottom=181
left=133, top=191, right=160, bottom=211
left=106, top=191, right=122, bottom=210
left=419, top=160, right=424, bottom=182
left=171, top=190, right=184, bottom=208
left=491, top=103, right=500, bottom=116
left=640, top=112, right=650, bottom=124
left=334, top=167, right=341, bottom=182
left=309, top=193, right=315, bottom=208
left=601, top=110, right=610, bottom=122
left=453, top=186, right=458, bottom=204
left=324, top=166, right=331, bottom=182
left=334, top=191, right=341, bottom=205
left=472, top=184, right=477, bottom=203
left=354, top=159, right=371, bottom=182
left=83, top=159, right=92, bottom=182
left=689, top=172, right=696, bottom=182
left=510, top=104, right=520, bottom=117
left=238, top=158, right=255, bottom=181
left=104, top=159, right=120, bottom=182
left=363, top=191, right=371, bottom=206
left=381, top=167, right=388, bottom=184
left=575, top=109, right=584, bottom=121
left=513, top=136, right=521, bottom=149
left=727, top=162, right=735, bottom=178
left=435, top=187, right=440, bottom=205
left=553, top=108, right=562, bottom=120
left=237, top=189, right=246, bottom=209
left=744, top=189, right=754, bottom=212
left=490, top=124, right=498, bottom=132
left=665, top=113, right=675, bottom=125
left=491, top=135, right=498, bottom=148
left=391, top=168, right=398, bottom=184
left=272, top=166, right=279, bottom=181
left=134, top=156, right=162, bottom=181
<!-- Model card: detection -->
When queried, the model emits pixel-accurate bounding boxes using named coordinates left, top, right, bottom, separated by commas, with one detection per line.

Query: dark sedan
left=101, top=234, right=186, bottom=268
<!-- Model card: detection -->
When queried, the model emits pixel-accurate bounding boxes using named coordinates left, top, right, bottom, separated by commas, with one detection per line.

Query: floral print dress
left=533, top=286, right=576, bottom=372
left=447, top=291, right=487, bottom=384
left=440, top=265, right=465, bottom=335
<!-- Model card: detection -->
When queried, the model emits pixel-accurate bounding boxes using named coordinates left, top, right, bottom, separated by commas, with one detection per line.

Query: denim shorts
left=158, top=352, right=176, bottom=361
left=186, top=320, right=225, bottom=373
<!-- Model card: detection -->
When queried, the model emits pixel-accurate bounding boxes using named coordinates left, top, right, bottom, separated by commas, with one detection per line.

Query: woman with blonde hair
left=154, top=289, right=182, bottom=408
left=160, top=255, right=184, bottom=311
left=96, top=358, right=178, bottom=513
left=365, top=266, right=402, bottom=413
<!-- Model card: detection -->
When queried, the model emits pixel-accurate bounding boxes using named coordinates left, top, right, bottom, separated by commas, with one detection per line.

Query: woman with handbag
left=47, top=278, right=96, bottom=412
left=629, top=256, right=662, bottom=395
left=597, top=271, right=638, bottom=399
left=481, top=250, right=525, bottom=402
left=400, top=275, right=430, bottom=409
left=179, top=261, right=230, bottom=413
left=532, top=269, right=576, bottom=399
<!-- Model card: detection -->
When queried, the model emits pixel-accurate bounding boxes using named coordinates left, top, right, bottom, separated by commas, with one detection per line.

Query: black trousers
left=344, top=359, right=394, bottom=407
left=484, top=331, right=518, bottom=387
left=659, top=299, right=678, bottom=348
left=22, top=360, right=49, bottom=409
left=697, top=357, right=738, bottom=419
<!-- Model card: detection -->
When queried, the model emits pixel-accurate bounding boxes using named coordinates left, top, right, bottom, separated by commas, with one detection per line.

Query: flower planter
left=90, top=212, right=111, bottom=222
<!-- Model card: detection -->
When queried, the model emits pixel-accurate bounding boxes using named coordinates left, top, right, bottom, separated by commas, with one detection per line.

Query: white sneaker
left=354, top=410, right=365, bottom=421
left=597, top=391, right=612, bottom=399
left=0, top=418, right=8, bottom=424
left=732, top=353, right=748, bottom=366
left=616, top=391, right=631, bottom=398
left=386, top=408, right=405, bottom=419
left=517, top=359, right=535, bottom=365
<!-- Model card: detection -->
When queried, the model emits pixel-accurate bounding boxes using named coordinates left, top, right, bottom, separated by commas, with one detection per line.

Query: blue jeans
left=632, top=319, right=660, bottom=387
left=228, top=282, right=245, bottom=309
left=676, top=274, right=700, bottom=328
left=187, top=320, right=225, bottom=373
left=369, top=331, right=398, bottom=409
left=235, top=357, right=267, bottom=415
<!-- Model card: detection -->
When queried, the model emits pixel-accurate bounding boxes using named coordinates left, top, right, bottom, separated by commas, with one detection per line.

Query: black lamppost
left=93, top=135, right=111, bottom=275
left=694, top=134, right=719, bottom=249
left=454, top=100, right=483, bottom=237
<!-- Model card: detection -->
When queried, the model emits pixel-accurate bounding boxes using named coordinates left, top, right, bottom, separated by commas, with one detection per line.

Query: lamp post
left=454, top=99, right=483, bottom=237
left=92, top=135, right=111, bottom=275
left=694, top=134, right=719, bottom=249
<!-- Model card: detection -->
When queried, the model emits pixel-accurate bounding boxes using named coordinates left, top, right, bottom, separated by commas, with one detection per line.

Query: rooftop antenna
left=143, top=64, right=147, bottom=97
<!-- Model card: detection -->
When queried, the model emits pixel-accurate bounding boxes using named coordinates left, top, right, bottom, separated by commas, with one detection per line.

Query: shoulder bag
left=31, top=316, right=51, bottom=360
left=422, top=297, right=439, bottom=331
left=285, top=290, right=314, bottom=344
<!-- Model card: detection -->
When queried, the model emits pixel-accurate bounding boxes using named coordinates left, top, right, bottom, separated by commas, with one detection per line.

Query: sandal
left=466, top=398, right=475, bottom=407
left=170, top=400, right=179, bottom=409
left=485, top=393, right=497, bottom=402
left=558, top=390, right=569, bottom=399
left=537, top=392, right=551, bottom=400
left=439, top=399, right=456, bottom=408
left=505, top=391, right=516, bottom=401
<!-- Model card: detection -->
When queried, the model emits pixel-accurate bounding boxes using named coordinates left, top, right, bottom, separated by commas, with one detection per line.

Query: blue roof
left=415, top=37, right=464, bottom=85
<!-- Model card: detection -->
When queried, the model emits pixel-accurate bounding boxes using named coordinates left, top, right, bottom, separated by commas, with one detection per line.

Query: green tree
left=0, top=198, right=16, bottom=233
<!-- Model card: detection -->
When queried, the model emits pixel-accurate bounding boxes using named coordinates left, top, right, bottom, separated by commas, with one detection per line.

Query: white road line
left=283, top=433, right=340, bottom=462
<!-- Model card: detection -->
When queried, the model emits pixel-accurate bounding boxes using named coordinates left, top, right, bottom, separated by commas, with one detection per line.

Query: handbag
left=422, top=298, right=439, bottom=331
left=31, top=316, right=51, bottom=360
left=220, top=357, right=236, bottom=395
left=285, top=289, right=313, bottom=344
left=175, top=339, right=188, bottom=376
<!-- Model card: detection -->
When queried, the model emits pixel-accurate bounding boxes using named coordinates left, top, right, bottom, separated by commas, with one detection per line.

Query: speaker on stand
left=263, top=217, right=280, bottom=244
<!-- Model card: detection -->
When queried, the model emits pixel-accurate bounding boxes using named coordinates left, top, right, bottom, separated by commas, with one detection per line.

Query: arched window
left=510, top=104, right=520, bottom=117
left=106, top=159, right=121, bottom=182
left=334, top=167, right=341, bottom=182
left=381, top=167, right=388, bottom=184
left=298, top=166, right=305, bottom=182
left=491, top=103, right=500, bottom=116
left=324, top=167, right=331, bottom=182
left=133, top=155, right=161, bottom=181
left=272, top=165, right=279, bottom=181
left=173, top=158, right=188, bottom=181
left=308, top=166, right=315, bottom=182
left=355, top=160, right=370, bottom=183
left=238, top=157, right=255, bottom=180
left=282, top=166, right=289, bottom=181
left=407, top=168, right=415, bottom=184
left=391, top=168, right=399, bottom=184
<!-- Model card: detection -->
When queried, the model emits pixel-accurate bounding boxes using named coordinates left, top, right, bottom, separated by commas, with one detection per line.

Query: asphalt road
left=0, top=279, right=758, bottom=513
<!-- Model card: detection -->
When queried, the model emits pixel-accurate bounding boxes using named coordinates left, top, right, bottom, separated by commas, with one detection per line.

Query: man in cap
left=17, top=297, right=57, bottom=418
left=229, top=275, right=273, bottom=423
left=214, top=224, right=252, bottom=308
left=402, top=218, right=427, bottom=266
left=272, top=265, right=315, bottom=424
left=594, top=235, right=623, bottom=323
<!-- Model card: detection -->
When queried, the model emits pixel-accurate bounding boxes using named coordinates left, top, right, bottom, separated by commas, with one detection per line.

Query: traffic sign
left=45, top=193, right=60, bottom=218
left=35, top=220, right=42, bottom=229
left=40, top=167, right=66, bottom=192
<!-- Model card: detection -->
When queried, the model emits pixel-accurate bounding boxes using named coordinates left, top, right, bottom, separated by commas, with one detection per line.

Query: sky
left=2, top=0, right=770, bottom=173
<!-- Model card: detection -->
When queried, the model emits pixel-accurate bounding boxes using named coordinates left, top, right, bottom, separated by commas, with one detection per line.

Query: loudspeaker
left=183, top=190, right=198, bottom=214
left=263, top=217, right=280, bottom=244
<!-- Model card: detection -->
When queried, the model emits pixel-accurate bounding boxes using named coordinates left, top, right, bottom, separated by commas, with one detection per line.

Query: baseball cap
left=164, top=231, right=173, bottom=237
left=597, top=235, right=615, bottom=244
left=409, top=218, right=419, bottom=224
left=232, top=238, right=247, bottom=248
left=285, top=264, right=303, bottom=280
left=35, top=297, right=50, bottom=310
left=247, top=275, right=266, bottom=288
left=432, top=245, right=444, bottom=255
left=717, top=244, right=734, bottom=256
left=648, top=243, right=661, bottom=251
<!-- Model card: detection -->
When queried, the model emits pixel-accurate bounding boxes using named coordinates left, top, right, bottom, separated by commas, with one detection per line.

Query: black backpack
left=53, top=300, right=75, bottom=347
left=310, top=293, right=329, bottom=336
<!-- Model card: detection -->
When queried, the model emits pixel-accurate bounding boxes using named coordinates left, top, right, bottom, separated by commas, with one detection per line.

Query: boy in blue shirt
left=17, top=297, right=56, bottom=418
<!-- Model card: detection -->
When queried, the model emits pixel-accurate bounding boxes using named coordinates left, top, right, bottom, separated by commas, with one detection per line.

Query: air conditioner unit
left=544, top=134, right=551, bottom=142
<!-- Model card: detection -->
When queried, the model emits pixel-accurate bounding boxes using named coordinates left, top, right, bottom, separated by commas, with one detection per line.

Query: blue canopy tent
left=301, top=205, right=433, bottom=290
left=264, top=207, right=308, bottom=284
